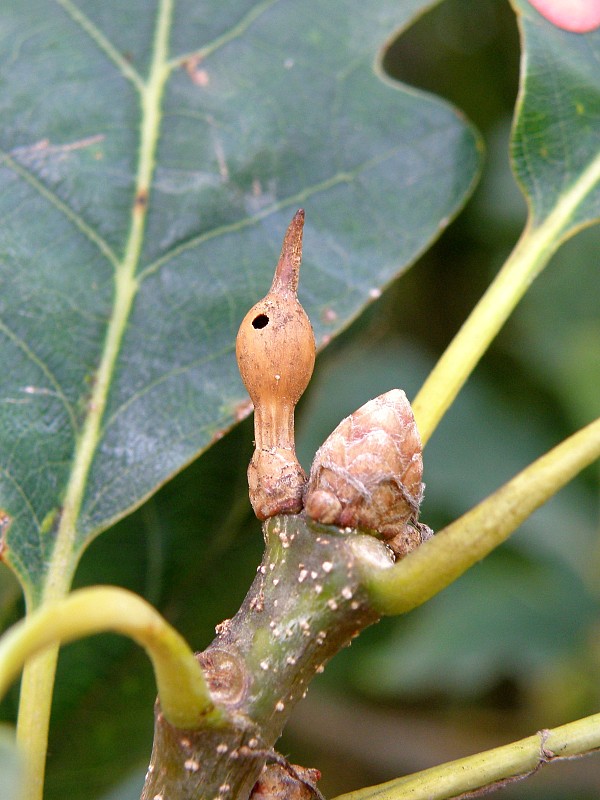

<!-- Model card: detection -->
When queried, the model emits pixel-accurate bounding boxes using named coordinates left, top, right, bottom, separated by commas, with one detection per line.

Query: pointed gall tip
left=271, top=209, right=305, bottom=295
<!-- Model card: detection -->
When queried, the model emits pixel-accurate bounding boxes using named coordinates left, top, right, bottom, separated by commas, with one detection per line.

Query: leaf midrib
left=38, top=0, right=174, bottom=608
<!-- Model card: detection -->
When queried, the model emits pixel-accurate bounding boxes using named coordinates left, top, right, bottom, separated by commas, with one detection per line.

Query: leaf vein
left=138, top=142, right=418, bottom=281
left=53, top=0, right=145, bottom=91
left=138, top=174, right=356, bottom=280
left=0, top=464, right=42, bottom=535
left=169, top=0, right=281, bottom=68
left=0, top=316, right=77, bottom=436
left=0, top=149, right=120, bottom=270
left=100, top=343, right=235, bottom=436
left=84, top=408, right=236, bottom=524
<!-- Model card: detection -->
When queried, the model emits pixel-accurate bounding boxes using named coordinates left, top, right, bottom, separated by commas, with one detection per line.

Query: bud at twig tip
left=305, top=390, right=431, bottom=558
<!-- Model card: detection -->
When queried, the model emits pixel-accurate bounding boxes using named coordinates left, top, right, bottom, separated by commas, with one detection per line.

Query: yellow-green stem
left=412, top=223, right=552, bottom=445
left=413, top=141, right=600, bottom=446
left=367, top=417, right=600, bottom=615
left=2, top=587, right=224, bottom=730
left=15, top=650, right=59, bottom=800
left=333, top=710, right=600, bottom=800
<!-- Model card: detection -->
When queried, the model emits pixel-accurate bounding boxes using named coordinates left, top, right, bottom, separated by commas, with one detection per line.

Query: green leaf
left=0, top=1, right=480, bottom=603
left=511, top=0, right=600, bottom=234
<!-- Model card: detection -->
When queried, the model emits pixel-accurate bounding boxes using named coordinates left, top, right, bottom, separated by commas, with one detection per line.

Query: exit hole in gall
left=252, top=313, right=269, bottom=329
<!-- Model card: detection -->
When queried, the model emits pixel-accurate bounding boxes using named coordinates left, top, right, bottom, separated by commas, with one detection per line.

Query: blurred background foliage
left=1, top=0, right=599, bottom=798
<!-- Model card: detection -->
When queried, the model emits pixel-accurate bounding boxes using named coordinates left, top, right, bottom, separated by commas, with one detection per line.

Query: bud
left=251, top=763, right=322, bottom=800
left=304, top=390, right=432, bottom=557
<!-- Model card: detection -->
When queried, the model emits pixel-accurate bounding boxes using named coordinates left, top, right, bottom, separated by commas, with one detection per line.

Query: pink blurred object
left=528, top=0, right=600, bottom=32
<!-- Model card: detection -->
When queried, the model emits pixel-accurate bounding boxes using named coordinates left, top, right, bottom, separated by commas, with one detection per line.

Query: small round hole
left=252, top=313, right=269, bottom=329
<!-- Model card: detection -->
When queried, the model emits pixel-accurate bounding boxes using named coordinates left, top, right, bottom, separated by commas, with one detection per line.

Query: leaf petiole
left=366, top=417, right=600, bottom=615
left=413, top=145, right=600, bottom=446
left=0, top=586, right=225, bottom=730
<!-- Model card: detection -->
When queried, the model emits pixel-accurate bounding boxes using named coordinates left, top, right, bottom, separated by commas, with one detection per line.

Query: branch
left=365, top=417, right=600, bottom=615
left=0, top=586, right=224, bottom=729
left=141, top=518, right=392, bottom=800
left=332, top=711, right=600, bottom=800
